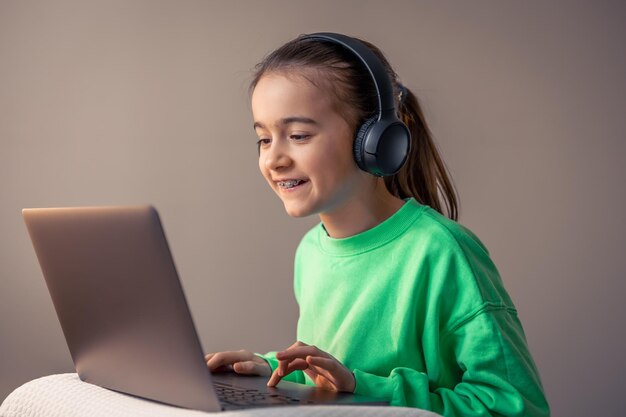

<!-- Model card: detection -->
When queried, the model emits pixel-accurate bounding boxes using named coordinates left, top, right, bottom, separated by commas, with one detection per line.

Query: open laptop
left=22, top=205, right=387, bottom=411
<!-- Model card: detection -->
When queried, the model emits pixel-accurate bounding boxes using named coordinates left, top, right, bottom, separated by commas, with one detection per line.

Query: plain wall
left=1, top=1, right=624, bottom=416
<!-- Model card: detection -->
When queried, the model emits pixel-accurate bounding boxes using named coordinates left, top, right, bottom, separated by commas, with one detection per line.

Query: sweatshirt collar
left=317, top=198, right=426, bottom=255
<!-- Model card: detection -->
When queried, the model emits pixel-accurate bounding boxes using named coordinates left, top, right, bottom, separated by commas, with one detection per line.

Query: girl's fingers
left=306, top=356, right=355, bottom=392
left=232, top=361, right=254, bottom=374
left=285, top=358, right=309, bottom=374
left=273, top=341, right=316, bottom=376
left=307, top=356, right=340, bottom=385
left=267, top=358, right=308, bottom=387
left=212, top=364, right=234, bottom=373
left=302, top=363, right=341, bottom=392
left=207, top=351, right=272, bottom=376
left=303, top=367, right=320, bottom=383
left=269, top=342, right=353, bottom=390
left=277, top=359, right=288, bottom=378
left=276, top=341, right=310, bottom=376
left=233, top=361, right=270, bottom=376
left=306, top=355, right=337, bottom=371
left=206, top=350, right=252, bottom=370
left=276, top=345, right=325, bottom=361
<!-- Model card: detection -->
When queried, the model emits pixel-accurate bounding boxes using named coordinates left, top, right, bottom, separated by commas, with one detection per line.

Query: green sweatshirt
left=260, top=198, right=549, bottom=417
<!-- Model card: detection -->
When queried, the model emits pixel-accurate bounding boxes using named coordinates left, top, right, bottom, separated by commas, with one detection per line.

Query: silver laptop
left=22, top=205, right=387, bottom=411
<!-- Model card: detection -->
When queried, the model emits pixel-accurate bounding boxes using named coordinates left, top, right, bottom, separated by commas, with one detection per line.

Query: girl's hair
left=250, top=34, right=459, bottom=221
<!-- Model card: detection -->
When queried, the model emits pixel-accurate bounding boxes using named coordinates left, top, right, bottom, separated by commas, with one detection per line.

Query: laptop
left=22, top=205, right=387, bottom=411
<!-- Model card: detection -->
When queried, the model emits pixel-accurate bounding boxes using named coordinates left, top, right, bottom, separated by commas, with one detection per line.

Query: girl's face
left=252, top=72, right=367, bottom=218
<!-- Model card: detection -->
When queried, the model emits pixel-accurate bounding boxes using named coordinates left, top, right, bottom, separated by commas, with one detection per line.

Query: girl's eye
left=256, top=138, right=270, bottom=154
left=290, top=134, right=310, bottom=141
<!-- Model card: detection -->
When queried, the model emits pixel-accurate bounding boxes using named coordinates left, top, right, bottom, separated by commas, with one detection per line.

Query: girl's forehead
left=253, top=71, right=325, bottom=97
left=251, top=72, right=336, bottom=123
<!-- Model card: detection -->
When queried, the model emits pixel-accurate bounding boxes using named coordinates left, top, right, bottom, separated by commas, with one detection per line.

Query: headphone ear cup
left=353, top=117, right=377, bottom=172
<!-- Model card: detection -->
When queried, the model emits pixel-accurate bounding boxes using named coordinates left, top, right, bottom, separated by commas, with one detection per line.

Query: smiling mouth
left=276, top=179, right=308, bottom=189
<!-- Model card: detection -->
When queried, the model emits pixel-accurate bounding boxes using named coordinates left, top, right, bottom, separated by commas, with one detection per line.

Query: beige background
left=1, top=1, right=624, bottom=416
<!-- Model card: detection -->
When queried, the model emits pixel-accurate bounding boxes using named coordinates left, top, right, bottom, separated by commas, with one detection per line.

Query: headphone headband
left=300, top=32, right=396, bottom=120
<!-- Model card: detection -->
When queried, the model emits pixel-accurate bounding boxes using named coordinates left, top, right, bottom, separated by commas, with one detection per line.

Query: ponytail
left=385, top=85, right=459, bottom=221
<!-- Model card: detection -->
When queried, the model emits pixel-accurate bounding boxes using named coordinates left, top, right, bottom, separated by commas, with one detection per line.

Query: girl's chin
left=284, top=207, right=313, bottom=218
left=282, top=201, right=317, bottom=218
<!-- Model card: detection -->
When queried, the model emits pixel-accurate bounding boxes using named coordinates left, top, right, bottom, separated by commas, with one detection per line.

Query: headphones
left=300, top=32, right=411, bottom=177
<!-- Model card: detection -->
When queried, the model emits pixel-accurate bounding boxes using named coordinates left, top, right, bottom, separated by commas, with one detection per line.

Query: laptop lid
left=23, top=206, right=222, bottom=411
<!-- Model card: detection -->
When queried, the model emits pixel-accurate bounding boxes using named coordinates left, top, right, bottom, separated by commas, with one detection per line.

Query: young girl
left=206, top=32, right=549, bottom=417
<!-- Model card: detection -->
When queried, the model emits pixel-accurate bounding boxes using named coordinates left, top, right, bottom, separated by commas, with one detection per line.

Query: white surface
left=0, top=374, right=440, bottom=417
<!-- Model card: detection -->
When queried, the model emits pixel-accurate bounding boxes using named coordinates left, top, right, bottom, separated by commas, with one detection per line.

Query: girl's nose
left=264, top=141, right=292, bottom=171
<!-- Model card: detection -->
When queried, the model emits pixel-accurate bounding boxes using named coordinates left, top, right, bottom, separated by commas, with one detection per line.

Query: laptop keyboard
left=214, top=381, right=313, bottom=409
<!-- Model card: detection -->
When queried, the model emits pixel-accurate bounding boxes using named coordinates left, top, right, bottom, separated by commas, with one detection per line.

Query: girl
left=206, top=33, right=550, bottom=417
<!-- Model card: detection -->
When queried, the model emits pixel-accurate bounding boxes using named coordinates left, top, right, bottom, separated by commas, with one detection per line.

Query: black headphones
left=300, top=32, right=411, bottom=177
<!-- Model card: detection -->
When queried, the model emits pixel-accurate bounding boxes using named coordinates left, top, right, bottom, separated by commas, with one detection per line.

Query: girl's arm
left=352, top=307, right=550, bottom=417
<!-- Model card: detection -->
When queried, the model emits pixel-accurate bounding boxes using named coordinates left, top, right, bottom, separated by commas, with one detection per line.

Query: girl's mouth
left=276, top=179, right=308, bottom=190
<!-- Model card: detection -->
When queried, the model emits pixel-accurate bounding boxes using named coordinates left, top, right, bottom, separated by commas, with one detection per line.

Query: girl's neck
left=319, top=183, right=406, bottom=239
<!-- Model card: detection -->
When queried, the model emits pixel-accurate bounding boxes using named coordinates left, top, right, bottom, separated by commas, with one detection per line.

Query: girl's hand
left=205, top=349, right=271, bottom=376
left=267, top=341, right=356, bottom=393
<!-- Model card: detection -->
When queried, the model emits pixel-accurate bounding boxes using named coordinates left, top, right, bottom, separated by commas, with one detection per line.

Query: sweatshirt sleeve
left=352, top=307, right=550, bottom=417
left=255, top=352, right=307, bottom=384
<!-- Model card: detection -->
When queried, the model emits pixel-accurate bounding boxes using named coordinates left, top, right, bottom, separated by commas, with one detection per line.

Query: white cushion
left=0, top=374, right=441, bottom=417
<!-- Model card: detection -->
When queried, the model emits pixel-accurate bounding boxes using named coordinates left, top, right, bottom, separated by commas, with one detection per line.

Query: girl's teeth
left=279, top=180, right=303, bottom=188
